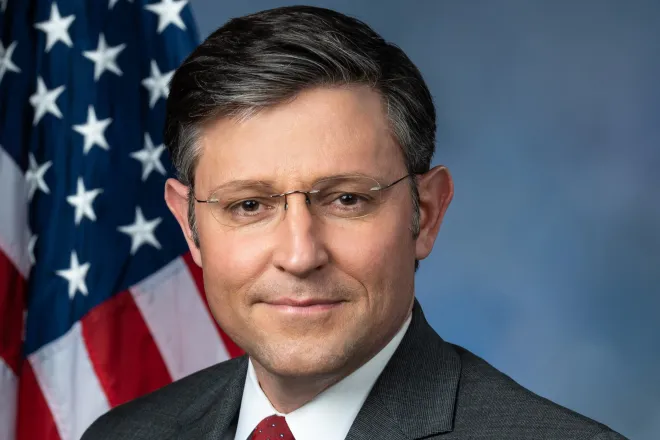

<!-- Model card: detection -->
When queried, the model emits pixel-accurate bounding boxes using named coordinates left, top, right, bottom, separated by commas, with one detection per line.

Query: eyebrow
left=210, top=180, right=274, bottom=192
left=206, top=172, right=387, bottom=194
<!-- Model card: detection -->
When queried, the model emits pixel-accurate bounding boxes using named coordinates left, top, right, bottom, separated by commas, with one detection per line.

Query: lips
left=264, top=297, right=343, bottom=307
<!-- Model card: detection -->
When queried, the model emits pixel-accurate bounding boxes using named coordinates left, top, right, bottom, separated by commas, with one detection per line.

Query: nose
left=271, top=192, right=329, bottom=277
left=281, top=190, right=311, bottom=210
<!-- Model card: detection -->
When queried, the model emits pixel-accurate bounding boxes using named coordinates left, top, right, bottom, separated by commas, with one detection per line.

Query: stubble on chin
left=247, top=321, right=367, bottom=380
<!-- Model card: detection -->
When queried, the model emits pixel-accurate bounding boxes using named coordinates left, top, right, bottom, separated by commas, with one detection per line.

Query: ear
left=164, top=178, right=202, bottom=267
left=415, top=165, right=454, bottom=261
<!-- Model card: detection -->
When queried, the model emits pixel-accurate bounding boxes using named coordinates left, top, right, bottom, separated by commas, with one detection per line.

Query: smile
left=261, top=298, right=345, bottom=315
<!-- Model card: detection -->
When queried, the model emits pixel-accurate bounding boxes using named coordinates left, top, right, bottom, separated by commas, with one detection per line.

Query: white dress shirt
left=234, top=313, right=412, bottom=440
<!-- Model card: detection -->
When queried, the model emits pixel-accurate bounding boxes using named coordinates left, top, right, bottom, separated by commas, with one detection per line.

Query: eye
left=240, top=200, right=260, bottom=212
left=337, top=193, right=360, bottom=205
left=330, top=192, right=374, bottom=209
left=227, top=198, right=269, bottom=216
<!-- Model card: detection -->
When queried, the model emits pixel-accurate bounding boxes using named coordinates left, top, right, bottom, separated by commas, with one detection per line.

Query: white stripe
left=131, top=257, right=230, bottom=381
left=29, top=322, right=110, bottom=440
left=0, top=357, right=17, bottom=440
left=0, top=146, right=29, bottom=278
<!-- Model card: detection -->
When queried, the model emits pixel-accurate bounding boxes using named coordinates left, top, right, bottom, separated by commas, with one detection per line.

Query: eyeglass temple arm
left=194, top=197, right=216, bottom=203
left=376, top=173, right=414, bottom=191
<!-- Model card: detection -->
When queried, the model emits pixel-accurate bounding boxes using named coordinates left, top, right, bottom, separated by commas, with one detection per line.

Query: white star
left=131, top=133, right=166, bottom=181
left=1, top=0, right=7, bottom=13
left=56, top=251, right=90, bottom=299
left=141, top=60, right=174, bottom=108
left=34, top=3, right=75, bottom=52
left=144, top=0, right=187, bottom=33
left=25, top=153, right=52, bottom=200
left=109, top=0, right=133, bottom=9
left=73, top=106, right=112, bottom=154
left=29, top=76, right=65, bottom=125
left=118, top=207, right=162, bottom=255
left=83, top=34, right=126, bottom=81
left=27, top=233, right=37, bottom=266
left=0, top=40, right=21, bottom=85
left=66, top=177, right=103, bottom=225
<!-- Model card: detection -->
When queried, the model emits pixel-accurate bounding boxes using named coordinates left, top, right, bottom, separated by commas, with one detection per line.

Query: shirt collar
left=234, top=313, right=412, bottom=440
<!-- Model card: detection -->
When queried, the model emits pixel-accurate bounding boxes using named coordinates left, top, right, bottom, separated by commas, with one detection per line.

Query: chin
left=256, top=342, right=352, bottom=379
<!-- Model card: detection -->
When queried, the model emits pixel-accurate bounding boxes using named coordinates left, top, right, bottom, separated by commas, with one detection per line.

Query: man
left=83, top=6, right=626, bottom=440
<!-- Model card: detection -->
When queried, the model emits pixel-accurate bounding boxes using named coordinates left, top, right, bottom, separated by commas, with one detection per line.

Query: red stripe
left=81, top=290, right=172, bottom=407
left=181, top=253, right=245, bottom=358
left=16, top=360, right=61, bottom=440
left=0, top=250, right=26, bottom=375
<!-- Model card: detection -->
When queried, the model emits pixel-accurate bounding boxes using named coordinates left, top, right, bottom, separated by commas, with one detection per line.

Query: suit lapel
left=176, top=356, right=249, bottom=440
left=346, top=299, right=462, bottom=440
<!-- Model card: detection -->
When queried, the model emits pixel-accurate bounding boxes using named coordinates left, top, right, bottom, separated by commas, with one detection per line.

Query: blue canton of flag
left=0, top=2, right=238, bottom=440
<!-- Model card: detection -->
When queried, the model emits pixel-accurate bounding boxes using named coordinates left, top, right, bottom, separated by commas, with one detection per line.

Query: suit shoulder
left=450, top=345, right=627, bottom=439
left=81, top=356, right=246, bottom=440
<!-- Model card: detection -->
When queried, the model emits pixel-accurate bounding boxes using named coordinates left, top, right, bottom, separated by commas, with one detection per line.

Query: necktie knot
left=251, top=415, right=295, bottom=440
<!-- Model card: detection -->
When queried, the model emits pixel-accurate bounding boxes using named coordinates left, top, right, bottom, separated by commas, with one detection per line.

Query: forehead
left=195, top=85, right=404, bottom=189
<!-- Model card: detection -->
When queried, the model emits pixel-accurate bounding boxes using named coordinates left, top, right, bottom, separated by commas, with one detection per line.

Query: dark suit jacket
left=82, top=299, right=627, bottom=439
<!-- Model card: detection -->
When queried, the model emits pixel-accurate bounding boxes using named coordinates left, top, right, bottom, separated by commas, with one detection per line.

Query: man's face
left=169, top=86, right=441, bottom=379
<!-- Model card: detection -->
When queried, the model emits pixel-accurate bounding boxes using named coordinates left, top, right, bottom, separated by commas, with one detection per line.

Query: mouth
left=260, top=298, right=345, bottom=315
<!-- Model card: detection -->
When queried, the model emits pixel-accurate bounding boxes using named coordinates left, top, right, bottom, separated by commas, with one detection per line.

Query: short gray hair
left=164, top=6, right=437, bottom=271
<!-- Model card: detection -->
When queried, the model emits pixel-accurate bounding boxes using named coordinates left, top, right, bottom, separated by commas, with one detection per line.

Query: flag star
left=66, top=177, right=103, bottom=225
left=0, top=40, right=21, bottom=85
left=131, top=133, right=166, bottom=181
left=34, top=2, right=75, bottom=52
left=27, top=233, right=38, bottom=266
left=56, top=251, right=90, bottom=299
left=29, top=76, right=65, bottom=125
left=144, top=0, right=187, bottom=34
left=73, top=106, right=112, bottom=154
left=141, top=60, right=173, bottom=108
left=83, top=34, right=126, bottom=81
left=118, top=207, right=162, bottom=255
left=25, top=152, right=52, bottom=200
left=109, top=0, right=133, bottom=9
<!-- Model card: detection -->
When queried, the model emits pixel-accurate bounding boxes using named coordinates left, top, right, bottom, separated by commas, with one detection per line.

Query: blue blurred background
left=190, top=1, right=659, bottom=438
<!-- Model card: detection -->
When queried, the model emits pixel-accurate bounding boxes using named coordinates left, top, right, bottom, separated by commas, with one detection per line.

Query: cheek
left=198, top=226, right=269, bottom=303
left=198, top=231, right=270, bottom=342
left=328, top=215, right=414, bottom=287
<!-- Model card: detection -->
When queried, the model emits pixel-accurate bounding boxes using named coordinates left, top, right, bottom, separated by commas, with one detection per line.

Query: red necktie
left=251, top=415, right=295, bottom=440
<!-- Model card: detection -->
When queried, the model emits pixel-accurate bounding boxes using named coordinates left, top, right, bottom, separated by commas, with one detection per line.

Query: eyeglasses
left=194, top=174, right=412, bottom=229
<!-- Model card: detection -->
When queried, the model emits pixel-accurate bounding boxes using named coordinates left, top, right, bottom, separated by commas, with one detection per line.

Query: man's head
left=164, top=6, right=453, bottom=381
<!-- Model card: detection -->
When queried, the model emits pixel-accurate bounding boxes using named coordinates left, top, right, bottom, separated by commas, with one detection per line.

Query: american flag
left=0, top=1, right=243, bottom=439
